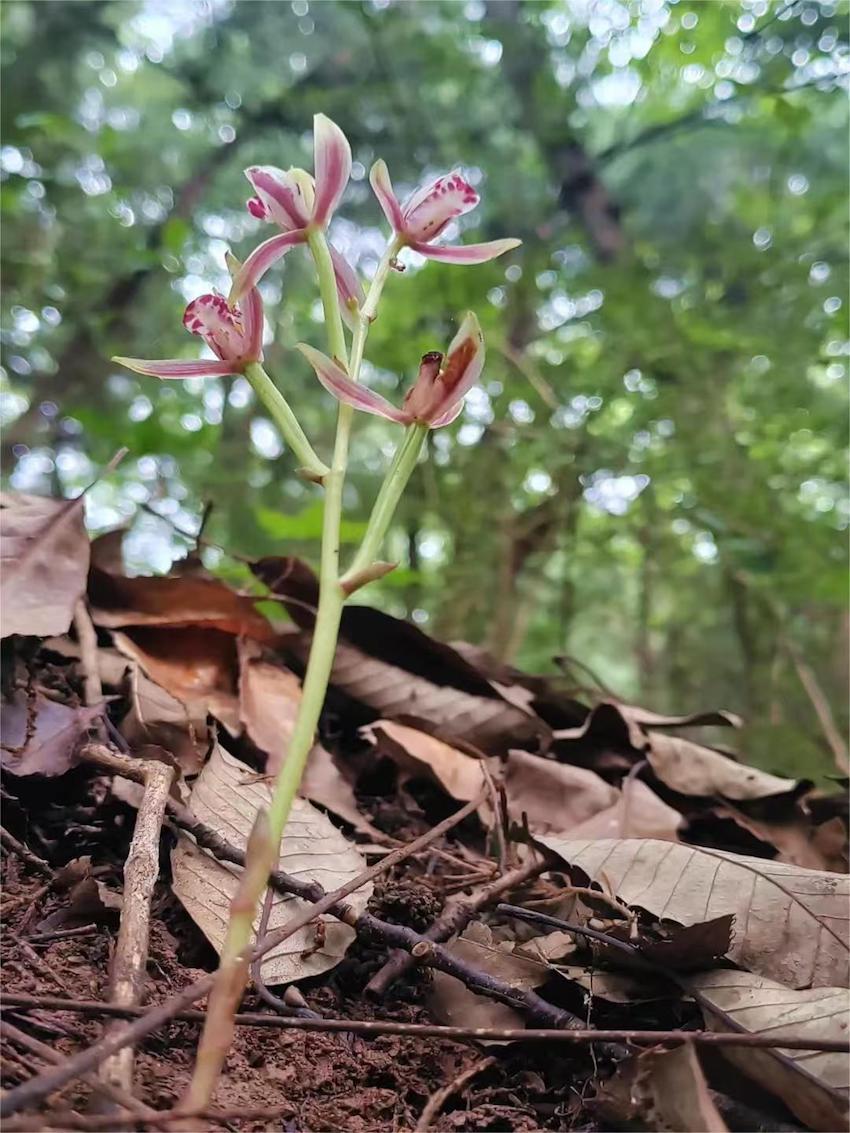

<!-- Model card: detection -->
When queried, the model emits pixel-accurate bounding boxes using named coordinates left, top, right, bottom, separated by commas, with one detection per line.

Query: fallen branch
left=4, top=994, right=848, bottom=1051
left=366, top=857, right=548, bottom=997
left=100, top=759, right=174, bottom=1097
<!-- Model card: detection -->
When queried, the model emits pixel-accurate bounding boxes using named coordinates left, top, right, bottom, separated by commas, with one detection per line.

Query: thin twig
left=73, top=599, right=103, bottom=707
left=366, top=857, right=548, bottom=997
left=100, top=759, right=174, bottom=1096
left=0, top=828, right=53, bottom=879
left=3, top=994, right=847, bottom=1051
left=415, top=1055, right=496, bottom=1131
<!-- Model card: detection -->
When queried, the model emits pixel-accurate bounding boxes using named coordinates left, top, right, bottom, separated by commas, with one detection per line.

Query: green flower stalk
left=114, top=111, right=520, bottom=1109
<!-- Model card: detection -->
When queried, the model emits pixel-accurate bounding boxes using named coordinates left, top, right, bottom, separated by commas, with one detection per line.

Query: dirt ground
left=1, top=766, right=595, bottom=1132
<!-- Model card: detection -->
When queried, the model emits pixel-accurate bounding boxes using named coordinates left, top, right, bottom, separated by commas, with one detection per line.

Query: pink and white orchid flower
left=113, top=284, right=263, bottom=380
left=230, top=113, right=356, bottom=305
left=370, top=160, right=520, bottom=264
left=298, top=312, right=484, bottom=428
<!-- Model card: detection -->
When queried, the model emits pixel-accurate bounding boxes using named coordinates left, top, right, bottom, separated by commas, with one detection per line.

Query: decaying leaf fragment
left=0, top=689, right=101, bottom=777
left=429, top=921, right=547, bottom=1034
left=171, top=745, right=371, bottom=984
left=362, top=720, right=487, bottom=802
left=690, top=969, right=850, bottom=1132
left=503, top=749, right=617, bottom=834
left=0, top=491, right=91, bottom=639
left=638, top=1043, right=729, bottom=1133
left=537, top=837, right=850, bottom=987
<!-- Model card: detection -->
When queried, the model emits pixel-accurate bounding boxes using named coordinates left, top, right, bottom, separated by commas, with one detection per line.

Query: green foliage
left=2, top=0, right=847, bottom=778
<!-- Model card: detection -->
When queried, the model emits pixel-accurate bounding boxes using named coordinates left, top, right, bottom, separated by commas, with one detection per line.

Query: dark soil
left=0, top=769, right=597, bottom=1132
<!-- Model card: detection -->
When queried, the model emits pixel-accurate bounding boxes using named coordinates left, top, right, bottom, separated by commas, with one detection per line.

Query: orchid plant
left=115, top=113, right=519, bottom=1108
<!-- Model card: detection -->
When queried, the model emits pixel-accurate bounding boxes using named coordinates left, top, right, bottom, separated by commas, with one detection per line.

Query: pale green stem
left=342, top=423, right=427, bottom=586
left=243, top=361, right=329, bottom=480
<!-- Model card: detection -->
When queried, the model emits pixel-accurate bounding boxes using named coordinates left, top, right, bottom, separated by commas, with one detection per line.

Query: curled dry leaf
left=503, top=749, right=617, bottom=834
left=537, top=837, right=850, bottom=988
left=88, top=565, right=276, bottom=643
left=555, top=700, right=799, bottom=801
left=689, top=969, right=850, bottom=1132
left=0, top=491, right=90, bottom=639
left=362, top=720, right=487, bottom=803
left=0, top=690, right=101, bottom=777
left=171, top=745, right=371, bottom=984
left=635, top=1043, right=729, bottom=1133
left=112, top=627, right=240, bottom=734
left=564, top=778, right=682, bottom=842
left=645, top=732, right=800, bottom=802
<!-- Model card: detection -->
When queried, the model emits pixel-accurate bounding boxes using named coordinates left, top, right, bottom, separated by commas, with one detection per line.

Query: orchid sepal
left=111, top=357, right=237, bottom=380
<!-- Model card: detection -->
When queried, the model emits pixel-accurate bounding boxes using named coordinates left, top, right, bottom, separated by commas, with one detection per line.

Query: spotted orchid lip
left=369, top=160, right=520, bottom=264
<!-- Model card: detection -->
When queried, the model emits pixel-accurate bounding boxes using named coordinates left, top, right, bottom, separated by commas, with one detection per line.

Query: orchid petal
left=411, top=237, right=522, bottom=264
left=244, top=166, right=311, bottom=230
left=297, top=344, right=410, bottom=423
left=369, top=160, right=404, bottom=232
left=429, top=399, right=465, bottom=428
left=228, top=230, right=306, bottom=303
left=402, top=170, right=480, bottom=242
left=113, top=357, right=236, bottom=380
left=312, top=113, right=351, bottom=226
left=329, top=246, right=365, bottom=330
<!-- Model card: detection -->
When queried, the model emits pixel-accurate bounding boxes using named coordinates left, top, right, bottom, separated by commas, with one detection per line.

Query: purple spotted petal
left=312, top=114, right=351, bottom=226
left=228, top=229, right=307, bottom=303
left=297, top=344, right=410, bottom=423
left=369, top=160, right=404, bottom=232
left=113, top=357, right=236, bottom=380
left=245, top=166, right=311, bottom=230
left=411, top=237, right=521, bottom=264
left=401, top=170, right=480, bottom=242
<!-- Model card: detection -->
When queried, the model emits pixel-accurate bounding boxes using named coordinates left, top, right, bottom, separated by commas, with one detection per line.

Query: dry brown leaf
left=503, top=749, right=617, bottom=834
left=537, top=837, right=850, bottom=987
left=238, top=640, right=302, bottom=776
left=112, top=627, right=240, bottom=733
left=362, top=720, right=487, bottom=802
left=238, top=640, right=380, bottom=835
left=689, top=970, right=850, bottom=1132
left=0, top=690, right=101, bottom=776
left=638, top=1044, right=729, bottom=1133
left=564, top=779, right=682, bottom=841
left=260, top=559, right=548, bottom=755
left=646, top=732, right=799, bottom=801
left=171, top=745, right=371, bottom=984
left=0, top=491, right=90, bottom=639
left=428, top=921, right=546, bottom=1035
left=554, top=700, right=799, bottom=800
left=709, top=804, right=849, bottom=873
left=116, top=656, right=210, bottom=777
left=324, top=638, right=546, bottom=755
left=88, top=565, right=276, bottom=642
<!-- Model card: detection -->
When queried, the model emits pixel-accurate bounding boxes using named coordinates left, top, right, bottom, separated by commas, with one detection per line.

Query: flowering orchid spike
left=298, top=312, right=485, bottom=428
left=114, top=288, right=263, bottom=380
left=370, top=160, right=520, bottom=265
left=232, top=114, right=352, bottom=300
